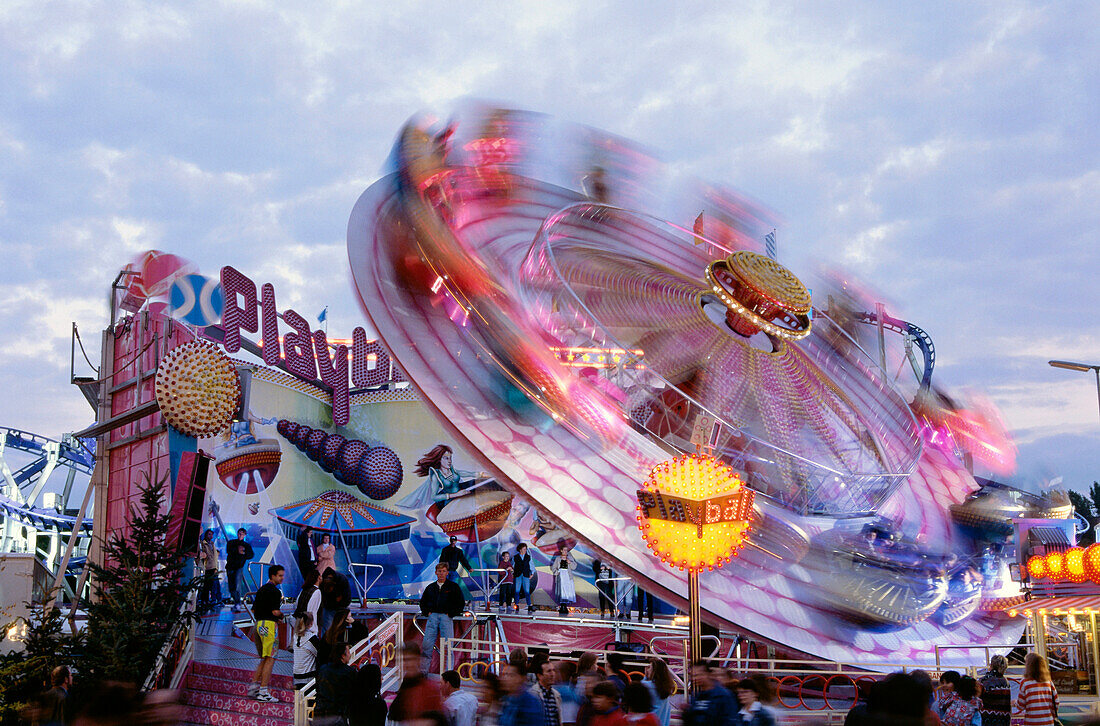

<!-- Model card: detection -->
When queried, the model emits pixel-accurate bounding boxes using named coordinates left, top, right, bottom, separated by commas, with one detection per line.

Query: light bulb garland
left=1028, top=543, right=1100, bottom=585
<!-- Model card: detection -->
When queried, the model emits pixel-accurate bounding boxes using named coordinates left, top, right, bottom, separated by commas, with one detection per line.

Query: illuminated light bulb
left=1046, top=551, right=1066, bottom=579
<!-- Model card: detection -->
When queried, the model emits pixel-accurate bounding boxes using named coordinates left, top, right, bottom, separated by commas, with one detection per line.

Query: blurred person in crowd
left=481, top=671, right=507, bottom=726
left=908, top=670, right=940, bottom=726
left=735, top=678, right=777, bottom=726
left=555, top=660, right=584, bottom=726
left=225, top=527, right=254, bottom=612
left=532, top=659, right=563, bottom=726
left=934, top=671, right=961, bottom=718
left=197, top=529, right=221, bottom=612
left=442, top=669, right=479, bottom=726
left=589, top=681, right=628, bottom=726
left=683, top=661, right=735, bottom=726
left=623, top=681, right=659, bottom=726
left=510, top=647, right=529, bottom=672
left=643, top=659, right=675, bottom=726
left=605, top=652, right=628, bottom=694
left=978, top=654, right=1010, bottom=726
left=847, top=671, right=933, bottom=726
left=292, top=611, right=320, bottom=690
left=71, top=682, right=180, bottom=726
left=500, top=662, right=542, bottom=726
left=1017, top=653, right=1058, bottom=726
left=36, top=665, right=72, bottom=726
left=391, top=643, right=443, bottom=722
left=419, top=562, right=465, bottom=672
left=314, top=642, right=356, bottom=725
left=350, top=662, right=387, bottom=726
left=317, top=608, right=359, bottom=664
left=296, top=524, right=315, bottom=580
left=514, top=543, right=535, bottom=613
left=577, top=651, right=600, bottom=679
left=294, top=567, right=322, bottom=635
left=498, top=550, right=516, bottom=612
left=940, top=675, right=981, bottom=726
left=318, top=567, right=352, bottom=632
left=249, top=564, right=285, bottom=703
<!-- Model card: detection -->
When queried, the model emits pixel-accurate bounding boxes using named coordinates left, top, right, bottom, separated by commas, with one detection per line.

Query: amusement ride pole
left=1049, top=360, right=1100, bottom=423
left=687, top=568, right=701, bottom=670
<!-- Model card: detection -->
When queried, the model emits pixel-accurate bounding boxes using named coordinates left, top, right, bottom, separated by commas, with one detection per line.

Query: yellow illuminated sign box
left=637, top=488, right=755, bottom=537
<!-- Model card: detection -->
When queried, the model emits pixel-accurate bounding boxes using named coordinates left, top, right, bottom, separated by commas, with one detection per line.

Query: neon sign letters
left=220, top=266, right=402, bottom=426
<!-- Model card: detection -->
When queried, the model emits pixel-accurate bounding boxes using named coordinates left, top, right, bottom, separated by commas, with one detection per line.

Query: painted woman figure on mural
left=398, top=445, right=484, bottom=509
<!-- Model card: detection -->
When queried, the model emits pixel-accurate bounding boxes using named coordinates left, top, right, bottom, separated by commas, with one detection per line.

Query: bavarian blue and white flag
left=764, top=230, right=777, bottom=260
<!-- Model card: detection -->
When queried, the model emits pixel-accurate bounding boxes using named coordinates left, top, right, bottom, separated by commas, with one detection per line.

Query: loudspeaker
left=167, top=451, right=212, bottom=553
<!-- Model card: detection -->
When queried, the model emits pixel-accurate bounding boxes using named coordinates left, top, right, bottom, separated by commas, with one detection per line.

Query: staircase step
left=185, top=673, right=294, bottom=703
left=181, top=703, right=293, bottom=726
left=189, top=661, right=293, bottom=690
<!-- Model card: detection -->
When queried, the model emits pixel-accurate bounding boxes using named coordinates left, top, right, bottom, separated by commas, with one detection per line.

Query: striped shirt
left=1016, top=679, right=1058, bottom=726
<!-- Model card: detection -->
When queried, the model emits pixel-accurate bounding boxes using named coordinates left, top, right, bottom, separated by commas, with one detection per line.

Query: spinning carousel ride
left=347, top=104, right=1027, bottom=665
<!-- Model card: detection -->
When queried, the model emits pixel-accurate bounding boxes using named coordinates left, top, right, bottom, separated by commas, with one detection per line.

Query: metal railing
left=141, top=591, right=198, bottom=692
left=349, top=562, right=385, bottom=599
left=295, top=610, right=404, bottom=726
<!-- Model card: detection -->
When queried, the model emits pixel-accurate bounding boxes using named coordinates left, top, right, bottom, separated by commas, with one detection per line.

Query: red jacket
left=589, top=705, right=628, bottom=726
left=389, top=674, right=442, bottom=721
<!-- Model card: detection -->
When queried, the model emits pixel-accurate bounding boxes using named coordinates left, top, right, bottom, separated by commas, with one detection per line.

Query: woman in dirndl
left=551, top=542, right=578, bottom=616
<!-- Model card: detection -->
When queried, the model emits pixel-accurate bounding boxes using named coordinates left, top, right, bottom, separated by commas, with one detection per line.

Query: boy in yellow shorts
left=249, top=564, right=285, bottom=702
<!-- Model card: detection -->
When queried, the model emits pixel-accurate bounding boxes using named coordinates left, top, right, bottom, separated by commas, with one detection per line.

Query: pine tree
left=0, top=593, right=82, bottom=725
left=1091, top=482, right=1100, bottom=521
left=81, top=471, right=197, bottom=689
left=1069, top=490, right=1093, bottom=519
left=1070, top=490, right=1096, bottom=546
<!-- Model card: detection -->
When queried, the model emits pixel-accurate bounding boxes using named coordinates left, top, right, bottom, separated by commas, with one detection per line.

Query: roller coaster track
left=0, top=426, right=94, bottom=528
left=854, top=311, right=936, bottom=390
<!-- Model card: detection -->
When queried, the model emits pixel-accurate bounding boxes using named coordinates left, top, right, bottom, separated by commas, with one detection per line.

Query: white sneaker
left=256, top=689, right=278, bottom=703
left=247, top=683, right=259, bottom=698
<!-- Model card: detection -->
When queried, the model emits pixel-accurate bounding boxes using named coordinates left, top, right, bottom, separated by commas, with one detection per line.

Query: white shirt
left=304, top=588, right=322, bottom=635
left=293, top=633, right=318, bottom=678
left=444, top=689, right=479, bottom=726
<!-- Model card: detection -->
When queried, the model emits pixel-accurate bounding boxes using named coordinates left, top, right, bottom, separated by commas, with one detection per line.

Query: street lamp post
left=1049, top=360, right=1100, bottom=423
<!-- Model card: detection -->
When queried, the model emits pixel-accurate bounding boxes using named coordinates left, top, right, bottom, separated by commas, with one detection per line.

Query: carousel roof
left=270, top=489, right=414, bottom=534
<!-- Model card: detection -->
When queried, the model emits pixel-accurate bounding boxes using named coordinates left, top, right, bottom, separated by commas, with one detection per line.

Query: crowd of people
left=843, top=653, right=1060, bottom=726
left=195, top=526, right=1070, bottom=726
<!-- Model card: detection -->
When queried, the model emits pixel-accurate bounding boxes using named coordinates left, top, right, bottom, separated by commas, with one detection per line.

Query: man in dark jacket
left=314, top=643, right=356, bottom=725
left=683, top=660, right=736, bottom=726
left=296, top=524, right=315, bottom=579
left=419, top=562, right=465, bottom=672
left=439, top=536, right=472, bottom=580
left=225, top=527, right=254, bottom=612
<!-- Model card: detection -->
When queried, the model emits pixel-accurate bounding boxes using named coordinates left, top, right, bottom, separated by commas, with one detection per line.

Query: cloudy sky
left=0, top=1, right=1096, bottom=491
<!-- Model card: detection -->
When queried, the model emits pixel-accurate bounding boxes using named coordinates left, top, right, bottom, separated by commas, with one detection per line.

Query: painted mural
left=197, top=363, right=640, bottom=614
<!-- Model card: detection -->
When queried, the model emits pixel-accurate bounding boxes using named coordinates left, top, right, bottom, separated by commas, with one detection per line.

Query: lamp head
left=1049, top=360, right=1095, bottom=372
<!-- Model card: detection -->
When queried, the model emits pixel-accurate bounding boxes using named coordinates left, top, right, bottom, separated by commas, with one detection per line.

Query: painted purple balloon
left=335, top=440, right=370, bottom=484
left=304, top=429, right=328, bottom=461
left=354, top=446, right=403, bottom=500
left=319, top=434, right=347, bottom=473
